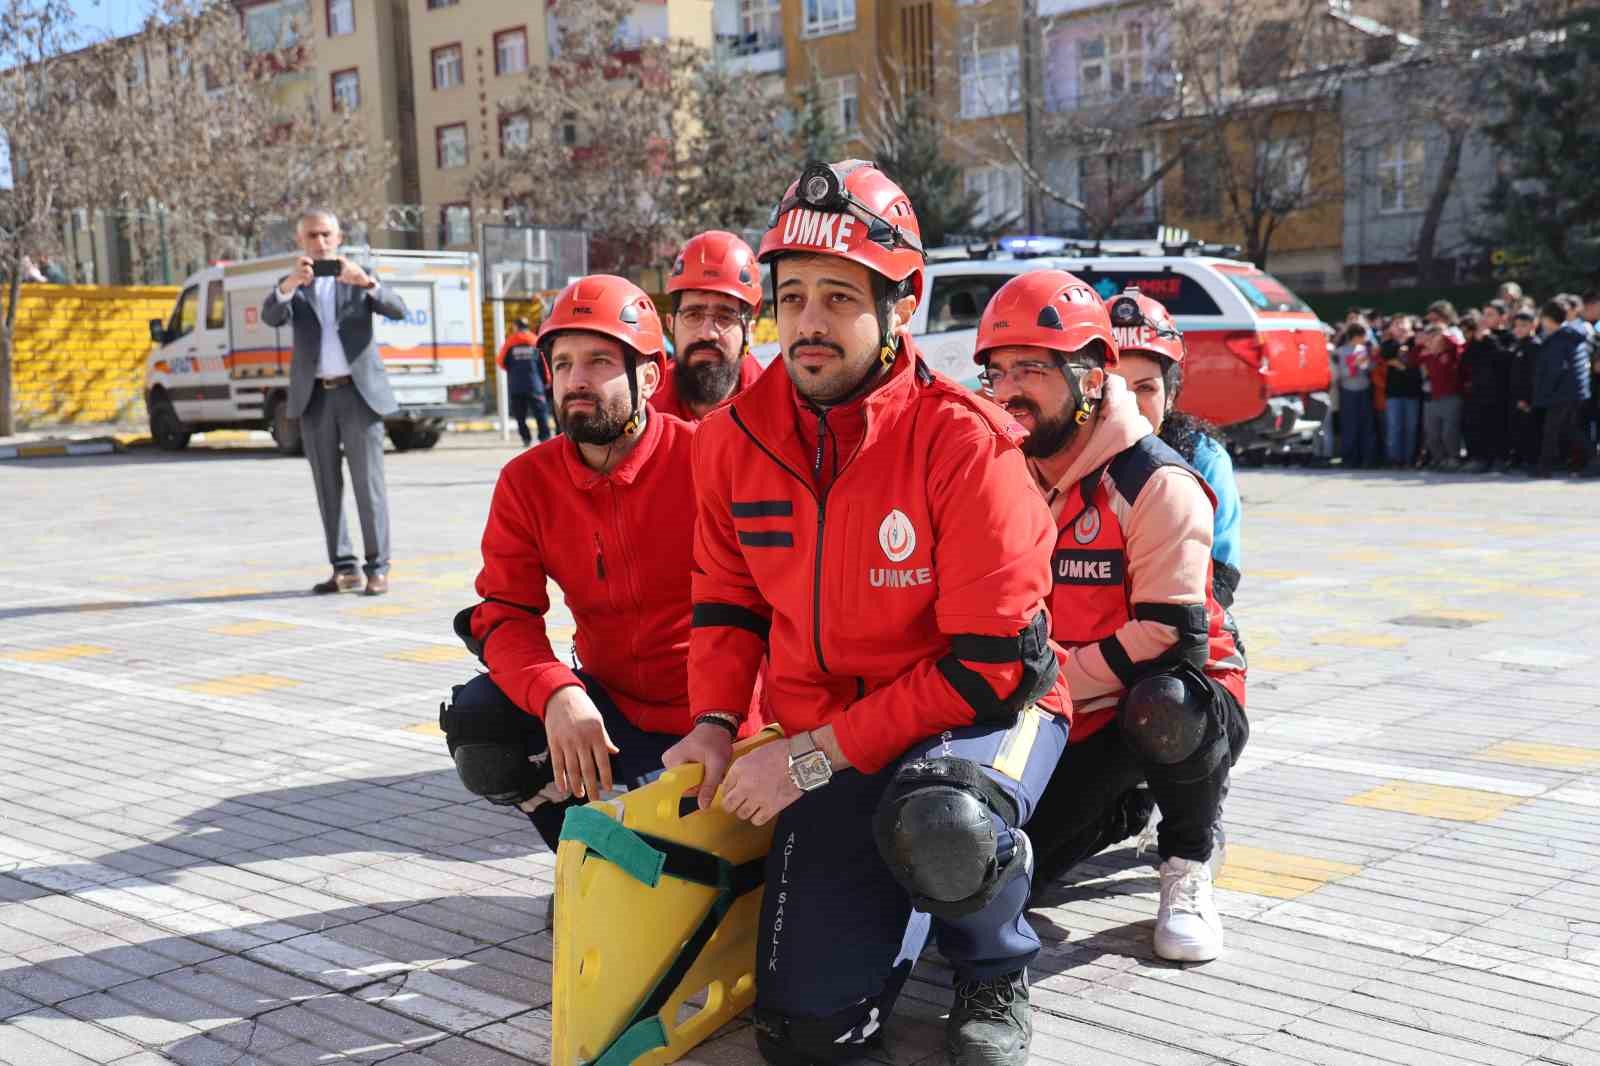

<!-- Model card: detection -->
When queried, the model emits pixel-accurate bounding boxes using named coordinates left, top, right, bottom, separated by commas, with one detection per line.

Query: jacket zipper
left=594, top=532, right=606, bottom=580
left=730, top=408, right=832, bottom=675
left=811, top=408, right=831, bottom=674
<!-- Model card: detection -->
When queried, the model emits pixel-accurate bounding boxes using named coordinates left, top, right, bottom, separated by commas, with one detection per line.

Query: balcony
left=714, top=31, right=785, bottom=76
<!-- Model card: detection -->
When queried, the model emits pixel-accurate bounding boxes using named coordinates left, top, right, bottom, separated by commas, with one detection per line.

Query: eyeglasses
left=977, top=360, right=1067, bottom=392
left=676, top=308, right=744, bottom=333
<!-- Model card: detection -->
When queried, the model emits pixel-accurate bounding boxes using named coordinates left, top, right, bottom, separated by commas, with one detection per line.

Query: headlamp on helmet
left=1107, top=292, right=1180, bottom=340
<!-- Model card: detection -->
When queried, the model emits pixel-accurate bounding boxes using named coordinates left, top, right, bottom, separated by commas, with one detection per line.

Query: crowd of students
left=1327, top=282, right=1599, bottom=478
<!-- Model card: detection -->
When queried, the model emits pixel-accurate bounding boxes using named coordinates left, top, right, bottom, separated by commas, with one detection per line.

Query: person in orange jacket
left=438, top=276, right=758, bottom=851
left=496, top=317, right=553, bottom=445
left=662, top=160, right=1067, bottom=1066
left=974, top=277, right=1248, bottom=964
left=651, top=230, right=765, bottom=421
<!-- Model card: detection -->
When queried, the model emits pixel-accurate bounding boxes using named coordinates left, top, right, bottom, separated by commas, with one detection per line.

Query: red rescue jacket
left=689, top=339, right=1068, bottom=775
left=1048, top=435, right=1247, bottom=741
left=648, top=354, right=763, bottom=422
left=468, top=412, right=714, bottom=736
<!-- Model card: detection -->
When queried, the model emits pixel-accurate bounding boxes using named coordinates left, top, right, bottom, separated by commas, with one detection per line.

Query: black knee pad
left=872, top=757, right=1025, bottom=919
left=754, top=1002, right=883, bottom=1066
left=438, top=674, right=551, bottom=806
left=1117, top=665, right=1227, bottom=779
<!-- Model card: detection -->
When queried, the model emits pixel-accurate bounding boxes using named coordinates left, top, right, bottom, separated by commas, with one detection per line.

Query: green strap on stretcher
left=558, top=805, right=765, bottom=1065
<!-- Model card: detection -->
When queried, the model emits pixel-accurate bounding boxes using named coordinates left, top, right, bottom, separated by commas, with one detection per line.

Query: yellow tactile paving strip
left=387, top=646, right=470, bottom=664
left=405, top=722, right=446, bottom=737
left=1473, top=741, right=1600, bottom=771
left=0, top=644, right=113, bottom=663
left=1217, top=845, right=1362, bottom=900
left=210, top=620, right=298, bottom=637
left=181, top=673, right=302, bottom=697
left=1345, top=781, right=1525, bottom=823
left=1311, top=631, right=1408, bottom=650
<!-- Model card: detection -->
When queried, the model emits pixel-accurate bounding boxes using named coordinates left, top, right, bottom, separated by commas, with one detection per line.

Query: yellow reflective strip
left=992, top=707, right=1042, bottom=782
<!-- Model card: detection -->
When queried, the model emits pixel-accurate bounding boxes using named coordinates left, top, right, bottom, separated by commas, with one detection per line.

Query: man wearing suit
left=261, top=208, right=408, bottom=596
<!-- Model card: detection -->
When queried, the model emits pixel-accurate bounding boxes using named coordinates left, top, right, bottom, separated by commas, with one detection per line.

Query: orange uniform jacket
left=648, top=354, right=764, bottom=422
left=468, top=412, right=710, bottom=735
left=688, top=340, right=1068, bottom=775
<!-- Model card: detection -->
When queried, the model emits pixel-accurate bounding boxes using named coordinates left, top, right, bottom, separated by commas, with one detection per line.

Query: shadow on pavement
left=0, top=590, right=311, bottom=621
left=0, top=893, right=551, bottom=1064
left=5, top=771, right=544, bottom=901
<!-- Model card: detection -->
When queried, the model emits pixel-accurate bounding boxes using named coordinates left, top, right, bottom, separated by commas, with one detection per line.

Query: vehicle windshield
left=1218, top=267, right=1313, bottom=314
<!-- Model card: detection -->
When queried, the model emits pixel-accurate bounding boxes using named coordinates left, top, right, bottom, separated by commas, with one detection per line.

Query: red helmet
left=1105, top=287, right=1184, bottom=365
left=758, top=160, right=926, bottom=305
left=974, top=270, right=1120, bottom=368
left=667, top=231, right=762, bottom=315
left=537, top=274, right=666, bottom=372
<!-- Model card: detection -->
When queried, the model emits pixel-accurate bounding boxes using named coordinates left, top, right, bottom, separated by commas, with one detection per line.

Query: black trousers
left=1539, top=400, right=1594, bottom=472
left=509, top=391, right=553, bottom=444
left=1465, top=398, right=1510, bottom=464
left=1029, top=674, right=1248, bottom=882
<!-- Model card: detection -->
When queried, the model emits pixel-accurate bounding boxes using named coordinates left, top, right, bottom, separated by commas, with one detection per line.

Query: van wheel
left=388, top=424, right=442, bottom=451
left=148, top=392, right=191, bottom=451
left=269, top=396, right=303, bottom=456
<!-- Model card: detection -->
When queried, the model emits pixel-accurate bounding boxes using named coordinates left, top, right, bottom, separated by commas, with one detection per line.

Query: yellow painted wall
left=7, top=285, right=178, bottom=428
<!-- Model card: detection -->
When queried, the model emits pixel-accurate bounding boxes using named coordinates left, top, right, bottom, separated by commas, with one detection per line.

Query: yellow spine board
left=552, top=727, right=782, bottom=1066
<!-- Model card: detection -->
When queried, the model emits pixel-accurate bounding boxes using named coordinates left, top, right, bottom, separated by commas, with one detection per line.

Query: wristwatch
left=787, top=731, right=834, bottom=792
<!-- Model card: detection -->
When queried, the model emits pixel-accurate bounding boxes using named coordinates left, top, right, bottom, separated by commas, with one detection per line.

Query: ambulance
left=754, top=242, right=1331, bottom=448
left=143, top=248, right=485, bottom=453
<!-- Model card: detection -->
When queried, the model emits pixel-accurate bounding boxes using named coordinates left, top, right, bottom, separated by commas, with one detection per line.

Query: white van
left=144, top=249, right=485, bottom=453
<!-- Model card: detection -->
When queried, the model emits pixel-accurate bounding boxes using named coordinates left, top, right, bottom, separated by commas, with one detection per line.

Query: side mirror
left=148, top=319, right=167, bottom=344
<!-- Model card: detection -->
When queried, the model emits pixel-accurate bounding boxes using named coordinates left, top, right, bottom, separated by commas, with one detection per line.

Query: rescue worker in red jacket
left=438, top=275, right=738, bottom=851
left=662, top=160, right=1067, bottom=1066
left=973, top=274, right=1248, bottom=963
left=650, top=230, right=765, bottom=421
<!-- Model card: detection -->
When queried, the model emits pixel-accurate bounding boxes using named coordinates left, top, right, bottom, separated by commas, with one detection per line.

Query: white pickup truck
left=143, top=248, right=486, bottom=454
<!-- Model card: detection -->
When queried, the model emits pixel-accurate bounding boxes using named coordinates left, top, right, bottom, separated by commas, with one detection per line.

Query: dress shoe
left=312, top=571, right=362, bottom=594
left=364, top=573, right=390, bottom=596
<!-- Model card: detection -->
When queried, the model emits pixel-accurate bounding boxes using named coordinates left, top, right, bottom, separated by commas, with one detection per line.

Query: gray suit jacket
left=260, top=277, right=408, bottom=418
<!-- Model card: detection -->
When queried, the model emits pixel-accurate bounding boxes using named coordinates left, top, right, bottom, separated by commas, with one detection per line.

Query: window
left=820, top=75, right=859, bottom=138
left=168, top=286, right=199, bottom=341
left=1076, top=21, right=1144, bottom=103
left=494, top=28, right=528, bottom=76
left=1079, top=149, right=1157, bottom=222
left=802, top=0, right=855, bottom=37
left=1258, top=138, right=1309, bottom=212
left=965, top=166, right=1023, bottom=226
left=436, top=123, right=468, bottom=168
left=204, top=280, right=226, bottom=331
left=427, top=0, right=457, bottom=8
left=242, top=0, right=308, bottom=53
left=560, top=111, right=578, bottom=146
left=500, top=112, right=530, bottom=155
left=925, top=275, right=1011, bottom=335
left=1378, top=138, right=1425, bottom=213
left=432, top=44, right=463, bottom=90
left=125, top=50, right=147, bottom=89
left=1217, top=266, right=1313, bottom=313
left=441, top=204, right=472, bottom=247
left=1069, top=270, right=1223, bottom=316
left=960, top=46, right=1020, bottom=118
left=331, top=68, right=360, bottom=111
left=326, top=0, right=353, bottom=36
left=739, top=0, right=782, bottom=48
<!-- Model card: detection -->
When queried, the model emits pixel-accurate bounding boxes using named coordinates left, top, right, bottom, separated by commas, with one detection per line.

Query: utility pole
left=1020, top=0, right=1043, bottom=233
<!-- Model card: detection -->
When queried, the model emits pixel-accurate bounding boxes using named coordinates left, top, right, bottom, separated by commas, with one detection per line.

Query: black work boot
left=946, top=968, right=1030, bottom=1066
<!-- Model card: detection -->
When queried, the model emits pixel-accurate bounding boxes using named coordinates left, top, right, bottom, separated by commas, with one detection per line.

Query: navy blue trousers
left=754, top=710, right=1068, bottom=1054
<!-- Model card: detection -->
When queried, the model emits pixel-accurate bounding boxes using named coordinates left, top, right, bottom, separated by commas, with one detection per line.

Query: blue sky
left=67, top=0, right=147, bottom=42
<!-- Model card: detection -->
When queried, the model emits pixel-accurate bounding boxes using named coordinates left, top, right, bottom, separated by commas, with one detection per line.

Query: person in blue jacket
left=1532, top=300, right=1598, bottom=477
left=1108, top=289, right=1244, bottom=607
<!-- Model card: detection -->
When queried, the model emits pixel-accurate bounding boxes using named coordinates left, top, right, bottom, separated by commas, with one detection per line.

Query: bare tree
left=0, top=0, right=118, bottom=435
left=1166, top=0, right=1366, bottom=266
left=477, top=0, right=795, bottom=274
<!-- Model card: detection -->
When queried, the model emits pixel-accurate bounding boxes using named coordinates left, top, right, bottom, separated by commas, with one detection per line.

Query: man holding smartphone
left=261, top=207, right=408, bottom=595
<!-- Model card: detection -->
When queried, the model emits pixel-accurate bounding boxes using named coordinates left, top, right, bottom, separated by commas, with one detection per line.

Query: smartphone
left=312, top=259, right=341, bottom=278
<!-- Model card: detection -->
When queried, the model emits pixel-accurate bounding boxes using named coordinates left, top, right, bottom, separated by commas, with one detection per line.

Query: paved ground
left=2, top=437, right=1599, bottom=1066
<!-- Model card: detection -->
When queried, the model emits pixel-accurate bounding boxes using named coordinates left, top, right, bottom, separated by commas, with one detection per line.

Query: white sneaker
left=1154, top=856, right=1223, bottom=962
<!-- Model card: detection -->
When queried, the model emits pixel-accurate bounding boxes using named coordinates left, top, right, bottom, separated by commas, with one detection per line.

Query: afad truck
left=143, top=249, right=485, bottom=453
